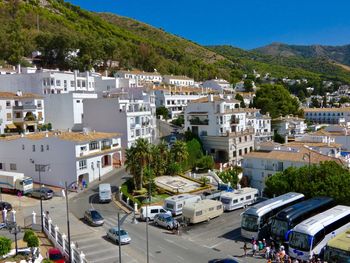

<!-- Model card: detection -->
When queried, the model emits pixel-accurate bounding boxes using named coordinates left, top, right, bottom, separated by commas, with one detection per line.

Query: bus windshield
left=241, top=214, right=259, bottom=232
left=289, top=231, right=311, bottom=251
left=271, top=219, right=289, bottom=238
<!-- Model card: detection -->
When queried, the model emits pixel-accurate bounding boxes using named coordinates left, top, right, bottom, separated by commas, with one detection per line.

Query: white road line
left=165, top=238, right=188, bottom=250
left=177, top=255, right=185, bottom=261
left=208, top=239, right=228, bottom=248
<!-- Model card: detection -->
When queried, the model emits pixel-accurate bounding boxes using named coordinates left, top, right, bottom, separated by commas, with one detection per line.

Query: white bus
left=288, top=205, right=350, bottom=261
left=164, top=194, right=201, bottom=216
left=241, top=192, right=304, bottom=240
left=182, top=199, right=223, bottom=224
left=220, top=188, right=259, bottom=211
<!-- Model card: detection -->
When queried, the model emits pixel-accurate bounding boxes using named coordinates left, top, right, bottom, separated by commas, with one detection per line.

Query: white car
left=107, top=227, right=131, bottom=244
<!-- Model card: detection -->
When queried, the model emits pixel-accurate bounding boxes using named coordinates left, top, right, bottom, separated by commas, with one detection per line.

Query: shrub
left=0, top=236, right=11, bottom=256
left=26, top=234, right=39, bottom=248
left=23, top=230, right=35, bottom=243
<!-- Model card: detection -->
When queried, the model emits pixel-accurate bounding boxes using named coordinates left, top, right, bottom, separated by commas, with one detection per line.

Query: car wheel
left=155, top=221, right=158, bottom=226
left=41, top=196, right=45, bottom=200
left=115, top=239, right=119, bottom=244
left=27, top=193, right=32, bottom=197
left=167, top=225, right=171, bottom=230
left=146, top=217, right=150, bottom=222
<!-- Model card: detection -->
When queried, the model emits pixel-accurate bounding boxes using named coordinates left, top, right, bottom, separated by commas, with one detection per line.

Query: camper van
left=99, top=183, right=112, bottom=203
left=164, top=194, right=201, bottom=216
left=140, top=205, right=171, bottom=221
left=220, top=187, right=259, bottom=211
left=182, top=199, right=223, bottom=224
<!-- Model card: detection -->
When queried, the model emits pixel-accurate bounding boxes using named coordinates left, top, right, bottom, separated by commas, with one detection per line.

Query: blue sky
left=66, top=0, right=350, bottom=49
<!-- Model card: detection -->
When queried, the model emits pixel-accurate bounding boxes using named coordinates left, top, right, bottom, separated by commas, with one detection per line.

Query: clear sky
left=66, top=0, right=350, bottom=49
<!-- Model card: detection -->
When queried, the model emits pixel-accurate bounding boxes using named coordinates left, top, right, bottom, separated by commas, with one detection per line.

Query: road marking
left=165, top=238, right=188, bottom=250
left=176, top=255, right=185, bottom=261
left=208, top=239, right=228, bottom=248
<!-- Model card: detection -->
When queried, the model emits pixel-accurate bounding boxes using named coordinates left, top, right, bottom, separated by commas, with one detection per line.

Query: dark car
left=84, top=209, right=104, bottom=226
left=28, top=187, right=54, bottom=200
left=0, top=201, right=12, bottom=211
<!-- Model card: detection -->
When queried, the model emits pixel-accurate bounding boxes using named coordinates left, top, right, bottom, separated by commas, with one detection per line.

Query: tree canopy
left=264, top=161, right=350, bottom=205
left=253, top=84, right=301, bottom=118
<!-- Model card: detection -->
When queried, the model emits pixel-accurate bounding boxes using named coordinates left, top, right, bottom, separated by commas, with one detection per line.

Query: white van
left=99, top=183, right=112, bottom=203
left=220, top=187, right=259, bottom=211
left=164, top=194, right=201, bottom=216
left=182, top=199, right=223, bottom=224
left=140, top=205, right=171, bottom=221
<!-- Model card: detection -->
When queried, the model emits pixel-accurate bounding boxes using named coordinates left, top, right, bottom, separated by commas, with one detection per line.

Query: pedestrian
left=258, top=240, right=264, bottom=251
left=243, top=242, right=248, bottom=257
left=262, top=238, right=267, bottom=248
left=251, top=236, right=256, bottom=245
left=252, top=241, right=258, bottom=257
left=265, top=245, right=271, bottom=259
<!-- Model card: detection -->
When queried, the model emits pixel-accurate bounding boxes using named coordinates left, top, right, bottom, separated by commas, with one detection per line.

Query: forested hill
left=254, top=42, right=350, bottom=66
left=1, top=0, right=350, bottom=86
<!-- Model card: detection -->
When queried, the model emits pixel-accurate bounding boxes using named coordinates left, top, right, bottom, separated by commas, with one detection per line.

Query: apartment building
left=0, top=91, right=44, bottom=134
left=162, top=75, right=194, bottom=87
left=154, top=85, right=212, bottom=119
left=202, top=78, right=232, bottom=93
left=0, top=131, right=122, bottom=187
left=0, top=68, right=96, bottom=94
left=246, top=109, right=272, bottom=145
left=83, top=89, right=156, bottom=148
left=184, top=95, right=255, bottom=164
left=304, top=107, right=350, bottom=124
left=273, top=115, right=307, bottom=138
left=115, top=70, right=162, bottom=84
left=243, top=142, right=344, bottom=192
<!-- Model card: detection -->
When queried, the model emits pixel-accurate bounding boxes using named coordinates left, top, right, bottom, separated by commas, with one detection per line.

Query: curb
left=112, top=195, right=132, bottom=215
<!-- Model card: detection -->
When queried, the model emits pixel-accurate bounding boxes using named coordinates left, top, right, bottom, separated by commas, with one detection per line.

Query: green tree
left=156, top=106, right=169, bottom=120
left=265, top=161, right=350, bottom=205
left=253, top=84, right=300, bottom=118
left=125, top=146, right=139, bottom=189
left=195, top=156, right=214, bottom=171
left=186, top=138, right=203, bottom=170
left=170, top=140, right=189, bottom=164
left=149, top=142, right=169, bottom=177
left=26, top=234, right=39, bottom=248
left=244, top=79, right=254, bottom=92
left=273, top=131, right=285, bottom=143
left=23, top=230, right=35, bottom=243
left=0, top=236, right=11, bottom=256
left=310, top=97, right=320, bottom=108
left=218, top=169, right=239, bottom=188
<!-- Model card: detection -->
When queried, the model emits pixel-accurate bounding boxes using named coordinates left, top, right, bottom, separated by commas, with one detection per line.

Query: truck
left=0, top=171, right=33, bottom=195
left=99, top=183, right=112, bottom=203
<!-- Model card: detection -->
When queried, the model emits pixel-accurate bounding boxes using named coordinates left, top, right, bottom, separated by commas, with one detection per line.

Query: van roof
left=183, top=199, right=221, bottom=210
left=220, top=187, right=258, bottom=198
left=99, top=183, right=111, bottom=188
left=165, top=194, right=198, bottom=202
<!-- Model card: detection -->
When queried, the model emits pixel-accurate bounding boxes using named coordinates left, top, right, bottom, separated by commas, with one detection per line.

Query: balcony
left=13, top=105, right=37, bottom=110
left=189, top=117, right=209, bottom=125
left=230, top=117, right=240, bottom=125
left=101, top=145, right=111, bottom=151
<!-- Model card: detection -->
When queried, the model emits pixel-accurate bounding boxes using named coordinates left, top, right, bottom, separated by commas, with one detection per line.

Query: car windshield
left=271, top=219, right=289, bottom=238
left=220, top=197, right=231, bottom=204
left=241, top=214, right=259, bottom=232
left=91, top=211, right=103, bottom=220
left=117, top=230, right=127, bottom=236
left=50, top=253, right=64, bottom=260
left=164, top=216, right=173, bottom=222
left=289, top=231, right=311, bottom=251
left=23, top=178, right=33, bottom=185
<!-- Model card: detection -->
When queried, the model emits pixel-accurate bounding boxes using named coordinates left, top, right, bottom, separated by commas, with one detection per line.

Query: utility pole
left=117, top=212, right=122, bottom=263
left=65, top=182, right=72, bottom=263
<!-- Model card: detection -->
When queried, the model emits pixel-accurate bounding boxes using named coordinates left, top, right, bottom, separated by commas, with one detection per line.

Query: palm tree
left=125, top=146, right=139, bottom=189
left=171, top=140, right=189, bottom=164
left=150, top=141, right=170, bottom=176
left=133, top=138, right=151, bottom=190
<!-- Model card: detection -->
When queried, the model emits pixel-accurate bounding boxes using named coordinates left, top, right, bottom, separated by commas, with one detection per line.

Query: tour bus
left=164, top=194, right=201, bottom=216
left=270, top=197, right=334, bottom=245
left=241, top=192, right=304, bottom=240
left=220, top=187, right=259, bottom=211
left=288, top=205, right=350, bottom=261
left=182, top=199, right=223, bottom=224
left=324, top=229, right=350, bottom=263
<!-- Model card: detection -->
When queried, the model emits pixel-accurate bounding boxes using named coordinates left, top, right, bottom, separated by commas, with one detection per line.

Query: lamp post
left=117, top=212, right=122, bottom=263
left=97, top=160, right=101, bottom=181
left=65, top=181, right=72, bottom=263
left=91, top=162, right=95, bottom=181
left=31, top=161, right=50, bottom=232
left=146, top=169, right=151, bottom=263
left=9, top=210, right=20, bottom=256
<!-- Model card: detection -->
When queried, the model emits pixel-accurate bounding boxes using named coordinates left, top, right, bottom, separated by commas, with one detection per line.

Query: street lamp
left=97, top=160, right=101, bottom=181
left=146, top=172, right=151, bottom=263
left=30, top=160, right=50, bottom=232
left=8, top=211, right=20, bottom=256
left=91, top=162, right=95, bottom=181
left=65, top=181, right=72, bottom=263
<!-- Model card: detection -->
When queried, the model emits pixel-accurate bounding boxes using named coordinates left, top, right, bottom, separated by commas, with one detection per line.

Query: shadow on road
left=220, top=227, right=244, bottom=242
left=89, top=193, right=100, bottom=204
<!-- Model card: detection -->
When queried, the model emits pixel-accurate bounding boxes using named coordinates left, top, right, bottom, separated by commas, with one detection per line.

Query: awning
left=6, top=123, right=17, bottom=129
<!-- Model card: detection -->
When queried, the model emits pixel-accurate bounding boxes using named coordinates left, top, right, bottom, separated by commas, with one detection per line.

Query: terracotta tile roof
left=191, top=96, right=240, bottom=104
left=0, top=92, right=43, bottom=100
left=311, top=130, right=346, bottom=136
left=244, top=145, right=343, bottom=165
left=0, top=131, right=121, bottom=143
left=304, top=107, right=350, bottom=112
left=287, top=141, right=342, bottom=148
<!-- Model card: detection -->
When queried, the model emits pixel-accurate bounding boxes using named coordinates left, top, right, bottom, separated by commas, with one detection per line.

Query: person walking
left=243, top=242, right=248, bottom=257
left=252, top=241, right=258, bottom=257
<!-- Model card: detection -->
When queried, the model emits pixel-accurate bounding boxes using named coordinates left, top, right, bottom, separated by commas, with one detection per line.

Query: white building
left=246, top=109, right=272, bottom=145
left=274, top=115, right=307, bottom=138
left=243, top=143, right=344, bottom=192
left=162, top=75, right=194, bottom=87
left=0, top=68, right=96, bottom=94
left=83, top=89, right=156, bottom=148
left=43, top=92, right=98, bottom=131
left=115, top=70, right=162, bottom=84
left=0, top=91, right=45, bottom=134
left=202, top=79, right=231, bottom=93
left=154, top=85, right=213, bottom=119
left=0, top=131, right=122, bottom=187
left=94, top=76, right=136, bottom=93
left=304, top=107, right=350, bottom=124
left=184, top=95, right=255, bottom=164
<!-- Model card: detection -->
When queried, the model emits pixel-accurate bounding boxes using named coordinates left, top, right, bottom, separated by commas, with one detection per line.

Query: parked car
left=106, top=227, right=131, bottom=244
left=154, top=213, right=179, bottom=230
left=84, top=209, right=104, bottom=226
left=0, top=201, right=12, bottom=211
left=47, top=248, right=65, bottom=263
left=140, top=205, right=171, bottom=221
left=28, top=187, right=54, bottom=200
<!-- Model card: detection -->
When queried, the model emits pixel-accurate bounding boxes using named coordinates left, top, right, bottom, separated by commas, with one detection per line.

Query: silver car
left=28, top=187, right=54, bottom=200
left=154, top=213, right=179, bottom=230
left=107, top=227, right=131, bottom=244
left=84, top=209, right=104, bottom=226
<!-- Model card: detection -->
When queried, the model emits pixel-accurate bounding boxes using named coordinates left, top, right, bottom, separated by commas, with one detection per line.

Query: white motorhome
left=182, top=199, right=223, bottom=224
left=0, top=171, right=33, bottom=194
left=220, top=187, right=259, bottom=211
left=99, top=183, right=112, bottom=203
left=164, top=194, right=201, bottom=216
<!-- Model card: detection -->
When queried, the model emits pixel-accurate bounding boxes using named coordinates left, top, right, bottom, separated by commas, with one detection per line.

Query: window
left=6, top=101, right=11, bottom=107
left=46, top=145, right=49, bottom=151
left=6, top=113, right=11, bottom=120
left=79, top=160, right=87, bottom=170
left=246, top=195, right=252, bottom=200
left=41, top=145, right=44, bottom=152
left=0, top=163, right=3, bottom=170
left=64, top=80, right=67, bottom=87
left=15, top=112, right=21, bottom=118
left=32, top=145, right=35, bottom=152
left=233, top=199, right=238, bottom=204
left=76, top=100, right=81, bottom=103
left=70, top=81, right=74, bottom=87
left=244, top=148, right=248, bottom=154
left=217, top=205, right=222, bottom=210
left=56, top=80, right=61, bottom=86
left=195, top=211, right=202, bottom=216
left=10, top=163, right=17, bottom=171
left=89, top=141, right=99, bottom=150
left=239, top=149, right=242, bottom=156
left=82, top=80, right=86, bottom=87
left=209, top=207, right=214, bottom=211
left=151, top=209, right=158, bottom=214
